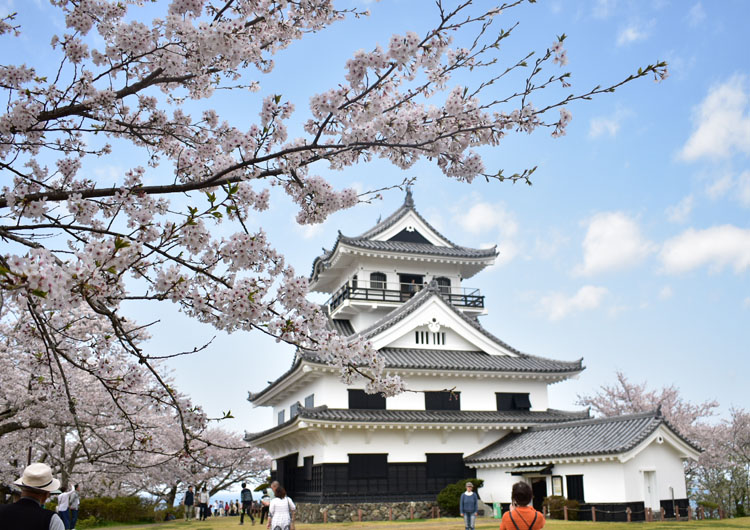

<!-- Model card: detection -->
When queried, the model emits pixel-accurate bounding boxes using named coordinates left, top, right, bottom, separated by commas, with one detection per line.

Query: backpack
left=241, top=488, right=253, bottom=503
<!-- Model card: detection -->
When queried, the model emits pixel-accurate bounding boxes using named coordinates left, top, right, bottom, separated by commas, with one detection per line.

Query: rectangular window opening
left=277, top=410, right=285, bottom=425
left=348, top=389, right=386, bottom=410
left=425, top=391, right=461, bottom=411
left=566, top=475, right=585, bottom=502
left=304, top=394, right=315, bottom=408
left=496, top=392, right=532, bottom=411
left=348, top=454, right=388, bottom=479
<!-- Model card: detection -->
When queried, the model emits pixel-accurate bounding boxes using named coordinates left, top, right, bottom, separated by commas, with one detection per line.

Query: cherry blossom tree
left=1, top=0, right=667, bottom=457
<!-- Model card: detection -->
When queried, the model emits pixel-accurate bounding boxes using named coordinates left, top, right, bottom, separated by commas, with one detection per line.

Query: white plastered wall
left=622, top=431, right=690, bottom=502
left=272, top=372, right=550, bottom=417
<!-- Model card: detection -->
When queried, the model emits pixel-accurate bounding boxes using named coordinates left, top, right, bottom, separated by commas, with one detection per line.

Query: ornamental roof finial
left=404, top=185, right=414, bottom=207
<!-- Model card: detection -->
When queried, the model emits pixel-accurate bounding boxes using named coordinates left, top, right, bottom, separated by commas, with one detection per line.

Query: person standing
left=259, top=481, right=278, bottom=525
left=198, top=487, right=209, bottom=520
left=68, top=485, right=80, bottom=530
left=183, top=485, right=195, bottom=522
left=240, top=482, right=255, bottom=525
left=56, top=486, right=72, bottom=529
left=459, top=482, right=479, bottom=530
left=0, top=463, right=65, bottom=530
left=499, top=482, right=546, bottom=530
left=268, top=486, right=295, bottom=530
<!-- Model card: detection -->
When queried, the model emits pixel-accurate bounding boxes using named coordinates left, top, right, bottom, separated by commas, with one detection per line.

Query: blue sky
left=2, top=0, right=748, bottom=457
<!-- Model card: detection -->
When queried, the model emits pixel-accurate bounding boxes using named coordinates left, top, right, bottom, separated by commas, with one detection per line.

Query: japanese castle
left=247, top=190, right=700, bottom=522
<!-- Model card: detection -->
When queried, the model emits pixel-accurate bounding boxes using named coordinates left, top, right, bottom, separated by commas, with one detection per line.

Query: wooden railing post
left=646, top=507, right=652, bottom=522
left=687, top=506, right=693, bottom=521
left=389, top=507, right=393, bottom=521
left=323, top=509, right=328, bottom=524
left=591, top=506, right=596, bottom=522
left=563, top=505, right=568, bottom=521
left=358, top=509, right=362, bottom=522
left=675, top=505, right=680, bottom=519
left=660, top=507, right=665, bottom=521
left=626, top=507, right=632, bottom=522
left=410, top=504, right=414, bottom=520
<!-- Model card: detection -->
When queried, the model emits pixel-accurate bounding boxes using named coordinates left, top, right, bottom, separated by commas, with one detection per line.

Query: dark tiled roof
left=376, top=348, right=583, bottom=373
left=465, top=411, right=702, bottom=463
left=331, top=319, right=355, bottom=336
left=310, top=190, right=497, bottom=281
left=337, top=236, right=498, bottom=258
left=245, top=407, right=590, bottom=442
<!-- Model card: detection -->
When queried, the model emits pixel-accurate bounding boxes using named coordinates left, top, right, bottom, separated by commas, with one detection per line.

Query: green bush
left=77, top=496, right=159, bottom=524
left=76, top=515, right=100, bottom=529
left=542, top=495, right=579, bottom=521
left=436, top=478, right=484, bottom=517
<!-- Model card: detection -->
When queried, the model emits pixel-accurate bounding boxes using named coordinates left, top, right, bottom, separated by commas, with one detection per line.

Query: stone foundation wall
left=295, top=501, right=439, bottom=523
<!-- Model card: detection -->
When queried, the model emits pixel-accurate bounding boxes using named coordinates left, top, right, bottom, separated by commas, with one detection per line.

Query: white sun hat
left=13, top=463, right=61, bottom=493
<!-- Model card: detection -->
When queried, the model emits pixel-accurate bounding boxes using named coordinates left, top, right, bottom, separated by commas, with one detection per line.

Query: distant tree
left=0, top=0, right=666, bottom=459
left=578, top=371, right=749, bottom=516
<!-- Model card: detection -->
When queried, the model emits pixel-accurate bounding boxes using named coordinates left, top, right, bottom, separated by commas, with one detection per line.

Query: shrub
left=436, top=478, right=484, bottom=517
left=542, top=495, right=579, bottom=521
left=76, top=515, right=100, bottom=529
left=77, top=496, right=158, bottom=524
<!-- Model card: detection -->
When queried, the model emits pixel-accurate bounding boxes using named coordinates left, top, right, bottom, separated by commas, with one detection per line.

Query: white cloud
left=658, top=285, right=674, bottom=300
left=665, top=195, right=694, bottom=223
left=660, top=225, right=750, bottom=274
left=588, top=108, right=631, bottom=139
left=576, top=212, right=656, bottom=275
left=617, top=23, right=649, bottom=46
left=705, top=173, right=734, bottom=199
left=539, top=285, right=608, bottom=321
left=455, top=201, right=519, bottom=266
left=744, top=297, right=750, bottom=309
left=737, top=170, right=750, bottom=207
left=456, top=202, right=518, bottom=236
left=687, top=3, right=706, bottom=27
left=680, top=75, right=750, bottom=161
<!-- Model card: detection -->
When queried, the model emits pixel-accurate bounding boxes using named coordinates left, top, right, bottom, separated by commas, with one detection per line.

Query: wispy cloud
left=665, top=195, right=694, bottom=224
left=680, top=75, right=750, bottom=161
left=539, top=285, right=608, bottom=321
left=658, top=285, right=674, bottom=300
left=575, top=212, right=655, bottom=276
left=589, top=108, right=631, bottom=139
left=593, top=0, right=616, bottom=19
left=660, top=225, right=750, bottom=274
left=617, top=23, right=650, bottom=46
left=686, top=3, right=706, bottom=27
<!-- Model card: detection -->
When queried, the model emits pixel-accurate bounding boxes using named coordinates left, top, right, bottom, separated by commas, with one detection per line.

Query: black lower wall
left=272, top=460, right=475, bottom=503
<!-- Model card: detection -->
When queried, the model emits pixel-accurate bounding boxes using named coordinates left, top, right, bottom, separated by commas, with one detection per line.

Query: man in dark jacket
left=240, top=482, right=255, bottom=525
left=0, top=463, right=65, bottom=530
left=183, top=485, right=195, bottom=521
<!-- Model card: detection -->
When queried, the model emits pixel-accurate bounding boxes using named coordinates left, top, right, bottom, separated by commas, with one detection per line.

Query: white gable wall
left=388, top=326, right=479, bottom=351
left=622, top=431, right=690, bottom=503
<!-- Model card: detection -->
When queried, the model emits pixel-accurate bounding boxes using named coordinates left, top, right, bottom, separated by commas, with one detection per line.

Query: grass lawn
left=101, top=517, right=748, bottom=530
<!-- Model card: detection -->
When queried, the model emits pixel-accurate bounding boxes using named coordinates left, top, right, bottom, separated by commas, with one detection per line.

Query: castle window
left=351, top=274, right=358, bottom=289
left=566, top=475, right=585, bottom=502
left=426, top=453, right=465, bottom=478
left=290, top=402, right=300, bottom=417
left=349, top=454, right=388, bottom=479
left=435, top=277, right=452, bottom=295
left=432, top=332, right=446, bottom=345
left=496, top=393, right=532, bottom=411
left=348, top=389, right=386, bottom=410
left=277, top=410, right=285, bottom=425
left=425, top=391, right=460, bottom=411
left=304, top=394, right=315, bottom=408
left=415, top=331, right=430, bottom=345
left=370, top=272, right=387, bottom=289
left=303, top=456, right=314, bottom=481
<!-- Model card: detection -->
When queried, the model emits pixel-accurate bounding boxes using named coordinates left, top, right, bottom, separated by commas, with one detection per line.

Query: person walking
left=499, top=482, right=546, bottom=530
left=268, top=485, right=295, bottom=530
left=56, top=486, right=72, bottom=529
left=460, top=482, right=479, bottom=530
left=68, top=485, right=80, bottom=530
left=0, top=462, right=65, bottom=530
left=240, top=482, right=255, bottom=525
left=198, top=487, right=209, bottom=520
left=183, top=485, right=195, bottom=522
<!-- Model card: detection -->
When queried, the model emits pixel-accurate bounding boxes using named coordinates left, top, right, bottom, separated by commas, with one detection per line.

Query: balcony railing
left=327, top=281, right=484, bottom=312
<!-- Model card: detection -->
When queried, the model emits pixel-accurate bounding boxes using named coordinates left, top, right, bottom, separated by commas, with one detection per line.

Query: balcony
left=326, top=281, right=484, bottom=313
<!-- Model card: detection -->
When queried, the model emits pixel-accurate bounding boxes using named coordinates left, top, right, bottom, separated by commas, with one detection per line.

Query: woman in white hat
left=0, top=463, right=65, bottom=530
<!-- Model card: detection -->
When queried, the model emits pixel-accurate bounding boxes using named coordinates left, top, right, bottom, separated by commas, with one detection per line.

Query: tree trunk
left=166, top=485, right=177, bottom=507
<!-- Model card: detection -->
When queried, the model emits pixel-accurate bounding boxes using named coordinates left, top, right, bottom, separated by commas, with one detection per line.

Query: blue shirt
left=460, top=492, right=478, bottom=514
